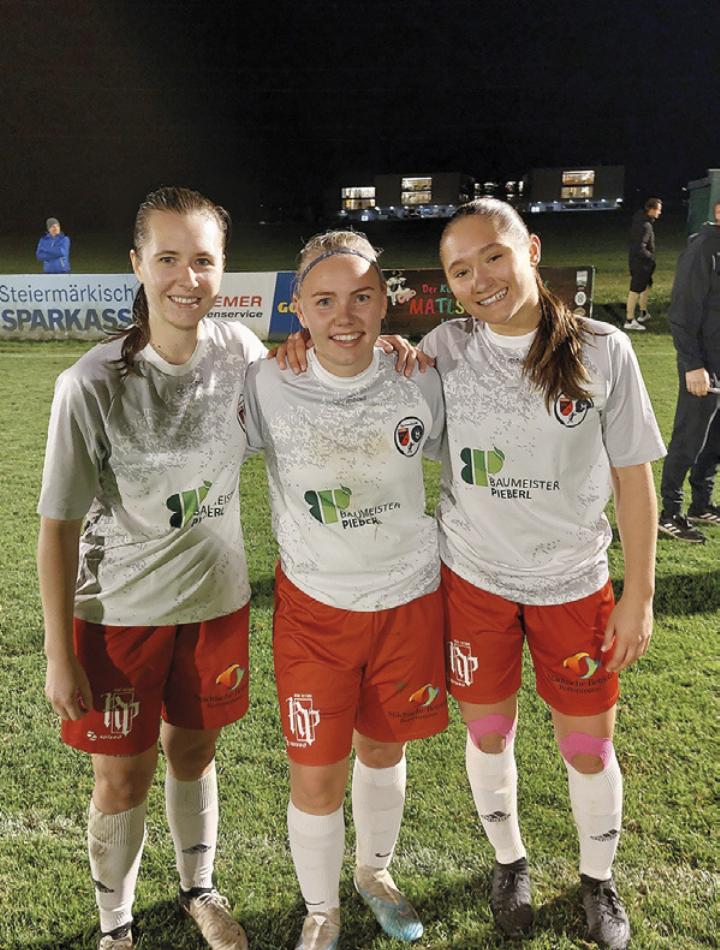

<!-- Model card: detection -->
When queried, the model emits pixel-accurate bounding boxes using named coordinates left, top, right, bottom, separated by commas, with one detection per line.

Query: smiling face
left=294, top=252, right=387, bottom=377
left=440, top=214, right=542, bottom=335
left=130, top=210, right=224, bottom=344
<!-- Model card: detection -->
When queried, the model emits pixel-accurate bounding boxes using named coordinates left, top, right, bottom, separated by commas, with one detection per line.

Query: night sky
left=4, top=0, right=720, bottom=231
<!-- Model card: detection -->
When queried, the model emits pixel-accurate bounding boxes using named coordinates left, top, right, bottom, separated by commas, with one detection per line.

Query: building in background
left=339, top=172, right=473, bottom=221
left=525, top=165, right=625, bottom=213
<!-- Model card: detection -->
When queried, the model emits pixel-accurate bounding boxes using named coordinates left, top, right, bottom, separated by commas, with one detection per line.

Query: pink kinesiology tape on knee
left=467, top=714, right=516, bottom=746
left=558, top=732, right=613, bottom=768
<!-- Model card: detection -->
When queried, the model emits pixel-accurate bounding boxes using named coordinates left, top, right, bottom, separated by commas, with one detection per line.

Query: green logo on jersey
left=304, top=486, right=353, bottom=524
left=167, top=480, right=213, bottom=528
left=460, top=448, right=505, bottom=487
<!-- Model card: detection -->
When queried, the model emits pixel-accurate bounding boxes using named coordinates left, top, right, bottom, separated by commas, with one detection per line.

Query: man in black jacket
left=625, top=198, right=662, bottom=331
left=658, top=218, right=720, bottom=541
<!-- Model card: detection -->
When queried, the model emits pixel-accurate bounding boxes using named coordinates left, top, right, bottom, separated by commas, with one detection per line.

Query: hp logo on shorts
left=102, top=689, right=141, bottom=737
left=449, top=641, right=479, bottom=687
left=287, top=694, right=321, bottom=746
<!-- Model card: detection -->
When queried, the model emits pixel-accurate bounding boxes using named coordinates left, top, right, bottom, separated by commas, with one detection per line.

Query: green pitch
left=0, top=216, right=717, bottom=948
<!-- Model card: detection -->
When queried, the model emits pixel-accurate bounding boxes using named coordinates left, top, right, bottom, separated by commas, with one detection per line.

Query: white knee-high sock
left=88, top=800, right=147, bottom=934
left=565, top=751, right=623, bottom=880
left=165, top=763, right=218, bottom=891
left=352, top=756, right=406, bottom=870
left=287, top=801, right=344, bottom=914
left=465, top=732, right=526, bottom=864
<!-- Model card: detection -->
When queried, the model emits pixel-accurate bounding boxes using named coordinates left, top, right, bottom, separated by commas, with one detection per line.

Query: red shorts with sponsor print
left=273, top=567, right=448, bottom=766
left=62, top=605, right=250, bottom=755
left=442, top=565, right=619, bottom=716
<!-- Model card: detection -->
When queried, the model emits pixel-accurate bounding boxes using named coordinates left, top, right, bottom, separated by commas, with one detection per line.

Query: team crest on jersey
left=394, top=417, right=425, bottom=457
left=554, top=394, right=593, bottom=428
left=287, top=693, right=320, bottom=747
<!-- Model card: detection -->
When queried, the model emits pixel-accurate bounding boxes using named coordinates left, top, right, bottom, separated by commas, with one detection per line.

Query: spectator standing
left=36, top=217, right=71, bottom=273
left=658, top=215, right=720, bottom=542
left=624, top=198, right=662, bottom=331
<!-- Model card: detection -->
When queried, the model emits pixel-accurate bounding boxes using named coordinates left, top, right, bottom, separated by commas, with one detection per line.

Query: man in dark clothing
left=36, top=217, right=71, bottom=274
left=658, top=218, right=720, bottom=542
left=624, top=198, right=662, bottom=331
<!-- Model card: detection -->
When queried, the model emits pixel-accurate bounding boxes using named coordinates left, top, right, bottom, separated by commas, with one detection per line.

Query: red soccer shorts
left=442, top=565, right=619, bottom=716
left=273, top=567, right=448, bottom=766
left=62, top=605, right=250, bottom=755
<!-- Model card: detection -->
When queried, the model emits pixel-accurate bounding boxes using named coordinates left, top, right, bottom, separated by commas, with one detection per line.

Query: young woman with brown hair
left=420, top=198, right=665, bottom=949
left=38, top=186, right=265, bottom=950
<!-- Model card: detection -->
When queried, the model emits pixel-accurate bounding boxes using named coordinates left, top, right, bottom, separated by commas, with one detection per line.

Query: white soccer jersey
left=243, top=349, right=444, bottom=611
left=38, top=318, right=267, bottom=625
left=420, top=317, right=666, bottom=605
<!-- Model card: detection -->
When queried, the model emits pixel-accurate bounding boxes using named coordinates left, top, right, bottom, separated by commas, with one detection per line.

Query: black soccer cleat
left=580, top=874, right=630, bottom=949
left=490, top=856, right=533, bottom=938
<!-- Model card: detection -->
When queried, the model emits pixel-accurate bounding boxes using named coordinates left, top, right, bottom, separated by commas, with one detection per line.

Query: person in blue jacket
left=36, top=217, right=71, bottom=273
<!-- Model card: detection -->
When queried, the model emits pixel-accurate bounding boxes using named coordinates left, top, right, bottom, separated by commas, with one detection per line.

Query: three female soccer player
left=243, top=230, right=447, bottom=950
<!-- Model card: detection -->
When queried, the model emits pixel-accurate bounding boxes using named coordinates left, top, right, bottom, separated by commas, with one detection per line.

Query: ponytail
left=524, top=274, right=592, bottom=410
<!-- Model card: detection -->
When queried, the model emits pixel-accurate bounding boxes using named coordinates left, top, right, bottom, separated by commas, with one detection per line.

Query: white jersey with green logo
left=420, top=317, right=665, bottom=605
left=38, top=318, right=267, bottom=625
left=243, top=349, right=444, bottom=611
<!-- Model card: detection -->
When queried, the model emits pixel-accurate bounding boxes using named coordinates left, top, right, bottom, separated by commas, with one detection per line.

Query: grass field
left=1, top=217, right=718, bottom=949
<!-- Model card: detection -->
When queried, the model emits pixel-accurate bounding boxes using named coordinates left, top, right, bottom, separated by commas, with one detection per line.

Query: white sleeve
left=412, top=366, right=446, bottom=461
left=242, top=361, right=266, bottom=456
left=37, top=372, right=107, bottom=520
left=600, top=332, right=666, bottom=468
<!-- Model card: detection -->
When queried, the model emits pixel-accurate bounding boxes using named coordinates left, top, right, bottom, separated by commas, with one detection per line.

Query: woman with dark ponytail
left=37, top=186, right=264, bottom=950
left=420, top=199, right=665, bottom=949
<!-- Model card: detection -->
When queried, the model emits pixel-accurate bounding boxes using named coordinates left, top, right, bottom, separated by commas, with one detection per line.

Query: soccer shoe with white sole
left=179, top=887, right=248, bottom=950
left=623, top=319, right=646, bottom=331
left=636, top=310, right=652, bottom=323
left=490, top=857, right=534, bottom=938
left=657, top=512, right=706, bottom=543
left=293, top=908, right=341, bottom=950
left=580, top=874, right=630, bottom=949
left=687, top=504, right=720, bottom=525
left=98, top=924, right=133, bottom=949
left=354, top=866, right=423, bottom=942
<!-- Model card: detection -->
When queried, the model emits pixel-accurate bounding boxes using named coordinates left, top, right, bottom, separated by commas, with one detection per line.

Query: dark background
left=3, top=0, right=720, bottom=232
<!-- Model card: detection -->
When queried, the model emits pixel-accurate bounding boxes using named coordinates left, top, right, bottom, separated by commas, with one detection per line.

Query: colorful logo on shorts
left=553, top=395, right=593, bottom=428
left=394, top=417, right=425, bottom=457
left=563, top=652, right=602, bottom=679
left=304, top=486, right=352, bottom=524
left=215, top=664, right=246, bottom=691
left=167, top=480, right=213, bottom=528
left=409, top=684, right=440, bottom=707
left=460, top=447, right=505, bottom=487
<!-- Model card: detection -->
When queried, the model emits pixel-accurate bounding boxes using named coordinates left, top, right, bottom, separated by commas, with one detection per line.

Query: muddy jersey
left=420, top=317, right=665, bottom=605
left=243, top=349, right=444, bottom=611
left=38, top=318, right=267, bottom=625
